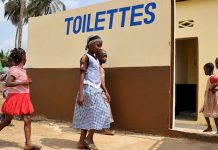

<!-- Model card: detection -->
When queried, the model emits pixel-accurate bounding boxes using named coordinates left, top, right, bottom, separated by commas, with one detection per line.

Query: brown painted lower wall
left=27, top=66, right=171, bottom=134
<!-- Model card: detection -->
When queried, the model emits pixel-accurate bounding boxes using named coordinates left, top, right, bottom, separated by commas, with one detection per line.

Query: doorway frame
left=170, top=37, right=199, bottom=129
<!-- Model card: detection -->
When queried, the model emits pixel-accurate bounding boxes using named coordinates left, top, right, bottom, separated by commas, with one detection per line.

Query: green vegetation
left=1, top=0, right=66, bottom=48
left=0, top=50, right=9, bottom=68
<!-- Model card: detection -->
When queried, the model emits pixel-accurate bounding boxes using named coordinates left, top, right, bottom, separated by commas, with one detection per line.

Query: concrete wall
left=27, top=0, right=171, bottom=68
left=176, top=0, right=218, bottom=124
left=27, top=0, right=173, bottom=134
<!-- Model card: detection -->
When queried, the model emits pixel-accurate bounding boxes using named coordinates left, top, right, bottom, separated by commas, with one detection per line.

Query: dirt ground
left=1, top=120, right=218, bottom=150
left=1, top=97, right=218, bottom=150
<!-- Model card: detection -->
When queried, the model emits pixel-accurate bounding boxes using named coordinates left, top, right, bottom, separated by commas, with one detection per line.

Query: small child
left=73, top=35, right=110, bottom=149
left=0, top=48, right=41, bottom=149
left=96, top=49, right=114, bottom=135
left=200, top=63, right=218, bottom=133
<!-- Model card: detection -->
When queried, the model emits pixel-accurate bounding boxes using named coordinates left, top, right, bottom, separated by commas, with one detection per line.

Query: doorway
left=175, top=38, right=198, bottom=122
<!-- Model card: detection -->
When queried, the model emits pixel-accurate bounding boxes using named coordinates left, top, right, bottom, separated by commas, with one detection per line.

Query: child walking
left=96, top=49, right=114, bottom=135
left=0, top=48, right=41, bottom=149
left=73, top=35, right=110, bottom=150
left=200, top=63, right=218, bottom=133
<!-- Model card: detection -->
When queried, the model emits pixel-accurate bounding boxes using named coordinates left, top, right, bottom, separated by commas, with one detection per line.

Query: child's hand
left=21, top=80, right=31, bottom=85
left=28, top=78, right=32, bottom=84
left=105, top=92, right=111, bottom=102
left=77, top=93, right=84, bottom=106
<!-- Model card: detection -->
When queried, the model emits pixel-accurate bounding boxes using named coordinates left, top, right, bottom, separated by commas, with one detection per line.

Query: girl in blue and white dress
left=73, top=35, right=110, bottom=150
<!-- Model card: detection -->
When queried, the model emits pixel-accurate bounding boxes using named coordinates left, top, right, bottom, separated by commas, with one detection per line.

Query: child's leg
left=23, top=115, right=31, bottom=145
left=78, top=129, right=88, bottom=148
left=214, top=118, right=218, bottom=133
left=86, top=129, right=95, bottom=144
left=23, top=115, right=41, bottom=149
left=203, top=117, right=212, bottom=132
left=2, top=113, right=5, bottom=119
left=0, top=114, right=13, bottom=131
left=85, top=130, right=98, bottom=150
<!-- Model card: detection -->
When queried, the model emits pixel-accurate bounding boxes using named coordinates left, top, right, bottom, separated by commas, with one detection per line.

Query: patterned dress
left=73, top=53, right=110, bottom=130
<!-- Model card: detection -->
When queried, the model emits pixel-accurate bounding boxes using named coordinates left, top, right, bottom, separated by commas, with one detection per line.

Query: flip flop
left=84, top=139, right=98, bottom=150
left=101, top=129, right=115, bottom=136
left=85, top=144, right=98, bottom=150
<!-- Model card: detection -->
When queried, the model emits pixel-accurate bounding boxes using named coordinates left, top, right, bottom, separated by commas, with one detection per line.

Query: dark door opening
left=175, top=38, right=198, bottom=121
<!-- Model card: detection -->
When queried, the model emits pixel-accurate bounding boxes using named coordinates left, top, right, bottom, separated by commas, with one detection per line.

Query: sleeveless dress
left=73, top=53, right=110, bottom=130
left=1, top=66, right=34, bottom=115
left=100, top=66, right=114, bottom=123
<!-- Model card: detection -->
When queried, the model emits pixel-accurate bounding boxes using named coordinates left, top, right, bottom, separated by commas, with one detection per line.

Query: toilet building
left=27, top=0, right=175, bottom=135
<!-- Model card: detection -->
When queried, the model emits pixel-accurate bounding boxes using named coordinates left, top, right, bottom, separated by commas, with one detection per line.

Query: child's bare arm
left=100, top=73, right=107, bottom=92
left=77, top=55, right=88, bottom=106
left=211, top=83, right=218, bottom=92
left=6, top=75, right=31, bottom=87
left=211, top=82, right=218, bottom=87
left=101, top=86, right=111, bottom=102
left=100, top=68, right=111, bottom=102
left=77, top=72, right=85, bottom=106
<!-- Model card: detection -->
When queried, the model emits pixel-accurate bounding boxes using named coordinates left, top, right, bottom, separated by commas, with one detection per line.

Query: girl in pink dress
left=0, top=48, right=41, bottom=149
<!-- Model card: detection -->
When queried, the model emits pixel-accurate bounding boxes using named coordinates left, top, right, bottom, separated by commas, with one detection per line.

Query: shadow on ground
left=40, top=138, right=78, bottom=149
left=0, top=140, right=23, bottom=149
left=59, top=126, right=80, bottom=134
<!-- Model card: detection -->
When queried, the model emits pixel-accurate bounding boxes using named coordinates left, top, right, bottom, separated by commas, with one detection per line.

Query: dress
left=201, top=75, right=218, bottom=118
left=1, top=66, right=34, bottom=115
left=73, top=53, right=110, bottom=130
left=100, top=66, right=114, bottom=123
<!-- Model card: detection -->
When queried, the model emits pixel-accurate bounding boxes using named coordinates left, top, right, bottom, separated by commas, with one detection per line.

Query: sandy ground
left=1, top=98, right=218, bottom=150
left=1, top=120, right=218, bottom=150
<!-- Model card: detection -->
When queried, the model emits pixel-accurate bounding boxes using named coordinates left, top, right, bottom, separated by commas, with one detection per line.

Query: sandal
left=101, top=129, right=115, bottom=136
left=84, top=139, right=98, bottom=150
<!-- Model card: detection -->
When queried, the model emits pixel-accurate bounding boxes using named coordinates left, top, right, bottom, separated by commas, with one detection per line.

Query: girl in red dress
left=0, top=48, right=41, bottom=150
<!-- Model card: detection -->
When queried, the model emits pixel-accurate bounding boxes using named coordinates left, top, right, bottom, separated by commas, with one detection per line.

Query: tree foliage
left=1, top=0, right=66, bottom=48
left=0, top=50, right=10, bottom=67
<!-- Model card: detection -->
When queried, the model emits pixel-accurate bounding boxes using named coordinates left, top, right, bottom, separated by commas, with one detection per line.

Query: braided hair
left=8, top=48, right=26, bottom=65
